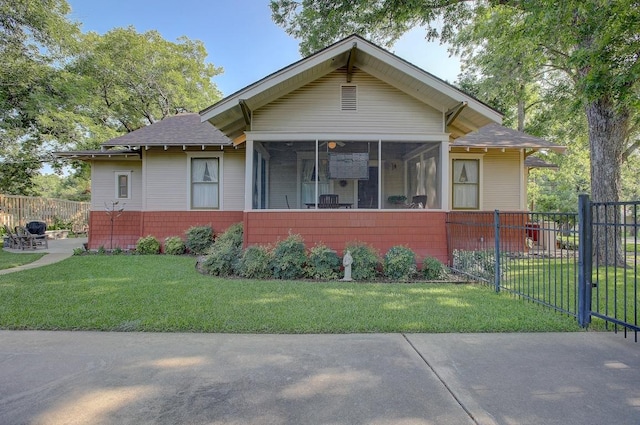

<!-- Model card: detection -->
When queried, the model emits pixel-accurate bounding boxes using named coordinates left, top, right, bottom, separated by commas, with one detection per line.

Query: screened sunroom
left=250, top=140, right=442, bottom=210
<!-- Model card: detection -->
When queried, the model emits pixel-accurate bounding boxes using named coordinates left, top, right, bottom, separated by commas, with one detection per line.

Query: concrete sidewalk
left=0, top=237, right=87, bottom=275
left=0, top=331, right=637, bottom=424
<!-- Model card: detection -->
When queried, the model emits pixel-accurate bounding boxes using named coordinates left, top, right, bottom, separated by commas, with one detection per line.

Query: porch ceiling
left=200, top=35, right=502, bottom=141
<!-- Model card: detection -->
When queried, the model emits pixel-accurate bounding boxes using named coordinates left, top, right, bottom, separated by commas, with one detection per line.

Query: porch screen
left=301, top=159, right=329, bottom=204
left=191, top=158, right=219, bottom=208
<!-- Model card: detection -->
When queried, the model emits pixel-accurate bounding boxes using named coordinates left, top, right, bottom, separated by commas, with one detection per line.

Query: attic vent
left=341, top=85, right=357, bottom=111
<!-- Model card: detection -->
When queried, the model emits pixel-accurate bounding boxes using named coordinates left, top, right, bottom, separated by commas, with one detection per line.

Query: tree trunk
left=585, top=97, right=629, bottom=267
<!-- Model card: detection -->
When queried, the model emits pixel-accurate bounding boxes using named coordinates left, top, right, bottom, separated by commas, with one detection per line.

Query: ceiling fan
left=320, top=141, right=346, bottom=149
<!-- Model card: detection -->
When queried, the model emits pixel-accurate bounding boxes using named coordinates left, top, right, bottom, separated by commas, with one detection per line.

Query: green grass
left=0, top=255, right=580, bottom=333
left=504, top=258, right=638, bottom=331
left=0, top=249, right=46, bottom=270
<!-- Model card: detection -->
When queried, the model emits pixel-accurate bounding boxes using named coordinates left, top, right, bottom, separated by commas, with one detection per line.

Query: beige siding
left=144, top=148, right=245, bottom=211
left=145, top=150, right=187, bottom=211
left=483, top=150, right=522, bottom=210
left=90, top=160, right=142, bottom=210
left=253, top=67, right=443, bottom=134
left=222, top=148, right=245, bottom=210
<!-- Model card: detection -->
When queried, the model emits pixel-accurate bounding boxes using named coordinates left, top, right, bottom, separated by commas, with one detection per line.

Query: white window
left=190, top=157, right=219, bottom=209
left=452, top=159, right=480, bottom=209
left=115, top=171, right=131, bottom=199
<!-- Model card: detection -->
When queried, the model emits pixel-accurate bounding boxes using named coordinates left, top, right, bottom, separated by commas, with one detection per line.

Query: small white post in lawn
left=342, top=250, right=353, bottom=281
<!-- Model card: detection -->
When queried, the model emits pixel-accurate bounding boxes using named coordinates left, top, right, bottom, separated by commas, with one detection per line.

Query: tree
left=67, top=27, right=223, bottom=142
left=271, top=0, right=640, bottom=265
left=0, top=0, right=79, bottom=194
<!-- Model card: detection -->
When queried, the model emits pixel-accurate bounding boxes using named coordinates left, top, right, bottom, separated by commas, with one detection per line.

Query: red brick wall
left=244, top=210, right=448, bottom=263
left=88, top=211, right=243, bottom=250
left=446, top=211, right=528, bottom=261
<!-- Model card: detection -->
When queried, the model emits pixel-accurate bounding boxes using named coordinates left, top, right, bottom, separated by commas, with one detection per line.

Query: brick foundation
left=244, top=210, right=448, bottom=263
left=88, top=211, right=244, bottom=251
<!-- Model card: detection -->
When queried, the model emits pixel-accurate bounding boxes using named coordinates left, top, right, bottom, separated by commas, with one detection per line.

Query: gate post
left=494, top=210, right=501, bottom=293
left=578, top=194, right=593, bottom=328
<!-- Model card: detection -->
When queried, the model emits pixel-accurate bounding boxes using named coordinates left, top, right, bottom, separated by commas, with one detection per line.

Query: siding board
left=253, top=67, right=443, bottom=134
left=90, top=160, right=142, bottom=211
left=483, top=150, right=522, bottom=210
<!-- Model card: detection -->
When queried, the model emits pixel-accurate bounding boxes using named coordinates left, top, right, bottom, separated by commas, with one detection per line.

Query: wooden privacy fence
left=0, top=194, right=89, bottom=232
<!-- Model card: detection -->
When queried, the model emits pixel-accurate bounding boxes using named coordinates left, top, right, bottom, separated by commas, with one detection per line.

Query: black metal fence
left=446, top=195, right=639, bottom=341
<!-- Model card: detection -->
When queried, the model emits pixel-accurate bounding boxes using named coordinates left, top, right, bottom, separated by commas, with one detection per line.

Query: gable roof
left=102, top=113, right=231, bottom=149
left=200, top=34, right=503, bottom=140
left=451, top=123, right=566, bottom=153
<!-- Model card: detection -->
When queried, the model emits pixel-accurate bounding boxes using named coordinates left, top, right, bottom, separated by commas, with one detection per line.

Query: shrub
left=271, top=233, right=307, bottom=280
left=164, top=236, right=186, bottom=255
left=422, top=256, right=445, bottom=280
left=451, top=249, right=510, bottom=282
left=72, top=247, right=84, bottom=256
left=136, top=236, right=160, bottom=254
left=200, top=224, right=244, bottom=276
left=237, top=245, right=273, bottom=279
left=344, top=242, right=379, bottom=281
left=307, top=244, right=340, bottom=280
left=215, top=222, right=243, bottom=247
left=383, top=246, right=417, bottom=281
left=200, top=239, right=241, bottom=276
left=185, top=225, right=214, bottom=254
left=112, top=247, right=123, bottom=255
left=97, top=245, right=106, bottom=255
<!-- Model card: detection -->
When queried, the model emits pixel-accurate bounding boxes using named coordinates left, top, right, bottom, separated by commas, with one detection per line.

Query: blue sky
left=67, top=0, right=462, bottom=97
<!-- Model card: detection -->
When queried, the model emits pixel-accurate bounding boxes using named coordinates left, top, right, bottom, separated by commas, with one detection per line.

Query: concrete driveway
left=0, top=331, right=638, bottom=424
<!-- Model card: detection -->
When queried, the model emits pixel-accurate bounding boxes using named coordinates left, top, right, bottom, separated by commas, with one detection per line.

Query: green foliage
left=112, top=247, right=123, bottom=255
left=72, top=247, right=84, bottom=256
left=135, top=236, right=160, bottom=255
left=557, top=235, right=579, bottom=250
left=164, top=236, right=186, bottom=255
left=452, top=249, right=510, bottom=282
left=0, top=0, right=79, bottom=195
left=185, top=225, right=214, bottom=255
left=69, top=27, right=223, bottom=137
left=271, top=233, right=307, bottom=280
left=0, top=255, right=581, bottom=333
left=422, top=257, right=445, bottom=280
left=200, top=239, right=241, bottom=277
left=215, top=222, right=243, bottom=247
left=383, top=246, right=417, bottom=281
left=97, top=245, right=106, bottom=255
left=200, top=224, right=244, bottom=277
left=344, top=242, right=379, bottom=281
left=307, top=244, right=340, bottom=280
left=237, top=245, right=273, bottom=279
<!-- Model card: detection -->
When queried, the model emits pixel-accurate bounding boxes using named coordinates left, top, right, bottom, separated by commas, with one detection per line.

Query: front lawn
left=0, top=255, right=581, bottom=333
left=0, top=249, right=46, bottom=270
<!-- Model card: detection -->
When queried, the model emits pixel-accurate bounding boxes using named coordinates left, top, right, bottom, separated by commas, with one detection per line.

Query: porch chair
left=318, top=194, right=339, bottom=209
left=411, top=195, right=427, bottom=209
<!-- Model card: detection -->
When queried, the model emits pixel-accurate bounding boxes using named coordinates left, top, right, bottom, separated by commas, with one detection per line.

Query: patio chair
left=411, top=195, right=427, bottom=209
left=318, top=194, right=339, bottom=209
left=3, top=224, right=21, bottom=249
left=15, top=225, right=48, bottom=250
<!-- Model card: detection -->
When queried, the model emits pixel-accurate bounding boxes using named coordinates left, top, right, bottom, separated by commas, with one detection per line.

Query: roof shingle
left=452, top=123, right=566, bottom=153
left=102, top=113, right=231, bottom=148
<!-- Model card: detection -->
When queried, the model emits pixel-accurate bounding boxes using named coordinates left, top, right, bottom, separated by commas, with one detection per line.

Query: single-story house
left=56, top=35, right=565, bottom=262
